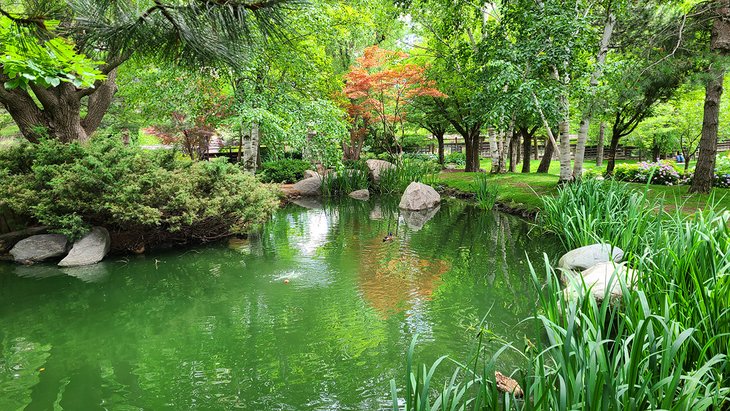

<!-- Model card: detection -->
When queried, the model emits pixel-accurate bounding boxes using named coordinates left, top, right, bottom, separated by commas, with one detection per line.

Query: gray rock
left=348, top=189, right=370, bottom=201
left=399, top=182, right=441, bottom=211
left=58, top=227, right=110, bottom=267
left=303, top=170, right=321, bottom=179
left=563, top=262, right=637, bottom=304
left=365, top=159, right=395, bottom=183
left=9, top=234, right=69, bottom=263
left=291, top=176, right=322, bottom=196
left=558, top=243, right=624, bottom=272
left=402, top=206, right=440, bottom=231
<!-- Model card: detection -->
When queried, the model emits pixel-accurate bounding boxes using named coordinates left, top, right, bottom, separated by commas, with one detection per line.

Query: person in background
left=676, top=152, right=685, bottom=164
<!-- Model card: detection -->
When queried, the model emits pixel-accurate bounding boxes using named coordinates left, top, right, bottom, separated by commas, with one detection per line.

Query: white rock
left=348, top=189, right=370, bottom=201
left=10, top=234, right=69, bottom=263
left=399, top=182, right=441, bottom=211
left=563, top=262, right=637, bottom=303
left=365, top=159, right=395, bottom=183
left=58, top=227, right=111, bottom=267
left=558, top=243, right=624, bottom=272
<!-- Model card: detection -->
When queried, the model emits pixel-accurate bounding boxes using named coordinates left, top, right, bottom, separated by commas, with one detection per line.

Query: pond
left=0, top=198, right=561, bottom=410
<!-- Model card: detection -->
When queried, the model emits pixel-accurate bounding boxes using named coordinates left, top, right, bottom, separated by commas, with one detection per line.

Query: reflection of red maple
left=340, top=46, right=447, bottom=159
left=358, top=237, right=450, bottom=318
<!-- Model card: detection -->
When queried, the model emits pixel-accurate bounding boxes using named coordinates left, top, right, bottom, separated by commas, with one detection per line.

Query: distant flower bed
left=609, top=157, right=730, bottom=188
left=612, top=161, right=681, bottom=186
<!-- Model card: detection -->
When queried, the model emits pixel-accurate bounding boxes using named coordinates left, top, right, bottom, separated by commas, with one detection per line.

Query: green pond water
left=0, top=198, right=561, bottom=410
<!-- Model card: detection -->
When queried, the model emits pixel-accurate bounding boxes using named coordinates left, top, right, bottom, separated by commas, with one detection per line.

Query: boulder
left=402, top=206, right=440, bottom=231
left=58, top=227, right=111, bottom=267
left=558, top=243, right=624, bottom=273
left=365, top=159, right=395, bottom=183
left=399, top=182, right=440, bottom=211
left=563, top=262, right=637, bottom=304
left=348, top=189, right=370, bottom=201
left=9, top=234, right=69, bottom=263
left=291, top=176, right=322, bottom=197
left=303, top=170, right=321, bottom=179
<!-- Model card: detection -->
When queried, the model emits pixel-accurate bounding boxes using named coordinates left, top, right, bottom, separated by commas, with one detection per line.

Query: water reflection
left=0, top=198, right=562, bottom=410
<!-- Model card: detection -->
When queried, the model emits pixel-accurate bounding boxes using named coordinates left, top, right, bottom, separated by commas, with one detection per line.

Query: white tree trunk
left=499, top=131, right=504, bottom=173
left=559, top=121, right=573, bottom=182
left=489, top=127, right=500, bottom=173
left=573, top=119, right=590, bottom=178
left=573, top=12, right=616, bottom=178
left=249, top=122, right=260, bottom=172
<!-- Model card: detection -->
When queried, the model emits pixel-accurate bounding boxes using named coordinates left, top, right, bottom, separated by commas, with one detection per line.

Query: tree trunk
left=470, top=129, right=481, bottom=171
left=534, top=135, right=538, bottom=160
left=690, top=67, right=724, bottom=194
left=606, top=128, right=621, bottom=175
left=652, top=144, right=660, bottom=162
left=249, top=122, right=260, bottom=172
left=521, top=128, right=531, bottom=173
left=596, top=121, right=605, bottom=167
left=436, top=132, right=445, bottom=166
left=489, top=127, right=499, bottom=173
left=573, top=119, right=589, bottom=179
left=537, top=137, right=554, bottom=173
left=558, top=121, right=572, bottom=183
left=1, top=67, right=121, bottom=144
left=509, top=131, right=519, bottom=172
left=500, top=129, right=510, bottom=173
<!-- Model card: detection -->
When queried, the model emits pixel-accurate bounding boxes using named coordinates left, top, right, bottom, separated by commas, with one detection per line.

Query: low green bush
left=0, top=138, right=280, bottom=247
left=444, top=151, right=466, bottom=166
left=321, top=162, right=370, bottom=196
left=257, top=159, right=311, bottom=183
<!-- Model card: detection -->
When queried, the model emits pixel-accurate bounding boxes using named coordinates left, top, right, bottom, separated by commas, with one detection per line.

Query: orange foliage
left=341, top=45, right=446, bottom=158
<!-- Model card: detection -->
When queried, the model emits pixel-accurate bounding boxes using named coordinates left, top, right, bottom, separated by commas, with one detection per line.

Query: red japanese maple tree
left=342, top=46, right=446, bottom=159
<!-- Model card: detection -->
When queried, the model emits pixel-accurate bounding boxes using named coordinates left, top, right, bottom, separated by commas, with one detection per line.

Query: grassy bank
left=438, top=164, right=730, bottom=215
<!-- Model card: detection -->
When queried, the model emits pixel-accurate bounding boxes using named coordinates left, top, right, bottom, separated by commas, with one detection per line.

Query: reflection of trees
left=0, top=199, right=563, bottom=409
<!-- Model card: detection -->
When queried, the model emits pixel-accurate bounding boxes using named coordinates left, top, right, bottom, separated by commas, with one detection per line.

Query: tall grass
left=321, top=162, right=370, bottom=196
left=391, top=257, right=729, bottom=410
left=473, top=173, right=498, bottom=210
left=391, top=179, right=730, bottom=409
left=378, top=161, right=440, bottom=194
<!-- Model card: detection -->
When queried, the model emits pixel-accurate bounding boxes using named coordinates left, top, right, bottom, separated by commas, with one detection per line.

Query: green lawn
left=439, top=163, right=730, bottom=215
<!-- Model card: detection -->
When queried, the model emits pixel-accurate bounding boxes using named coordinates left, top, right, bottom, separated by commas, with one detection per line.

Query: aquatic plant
left=321, top=162, right=370, bottom=196
left=473, top=173, right=498, bottom=210
left=378, top=161, right=440, bottom=194
left=391, top=257, right=729, bottom=410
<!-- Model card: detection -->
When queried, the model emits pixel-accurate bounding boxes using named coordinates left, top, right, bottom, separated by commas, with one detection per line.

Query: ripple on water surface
left=0, top=198, right=561, bottom=410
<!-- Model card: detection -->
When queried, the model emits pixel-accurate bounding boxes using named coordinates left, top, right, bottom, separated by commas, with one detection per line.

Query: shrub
left=444, top=152, right=466, bottom=166
left=0, top=138, right=280, bottom=247
left=257, top=159, right=311, bottom=183
left=612, top=161, right=680, bottom=186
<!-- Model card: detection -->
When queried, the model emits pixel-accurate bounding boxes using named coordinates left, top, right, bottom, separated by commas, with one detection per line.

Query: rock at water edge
left=59, top=227, right=111, bottom=267
left=558, top=243, right=624, bottom=273
left=365, top=159, right=394, bottom=183
left=349, top=189, right=370, bottom=201
left=399, top=182, right=440, bottom=211
left=10, top=234, right=69, bottom=263
left=291, top=176, right=323, bottom=197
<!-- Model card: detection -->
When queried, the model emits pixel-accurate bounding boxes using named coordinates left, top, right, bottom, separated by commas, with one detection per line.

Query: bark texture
left=596, top=122, right=605, bottom=167
left=690, top=67, right=724, bottom=193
